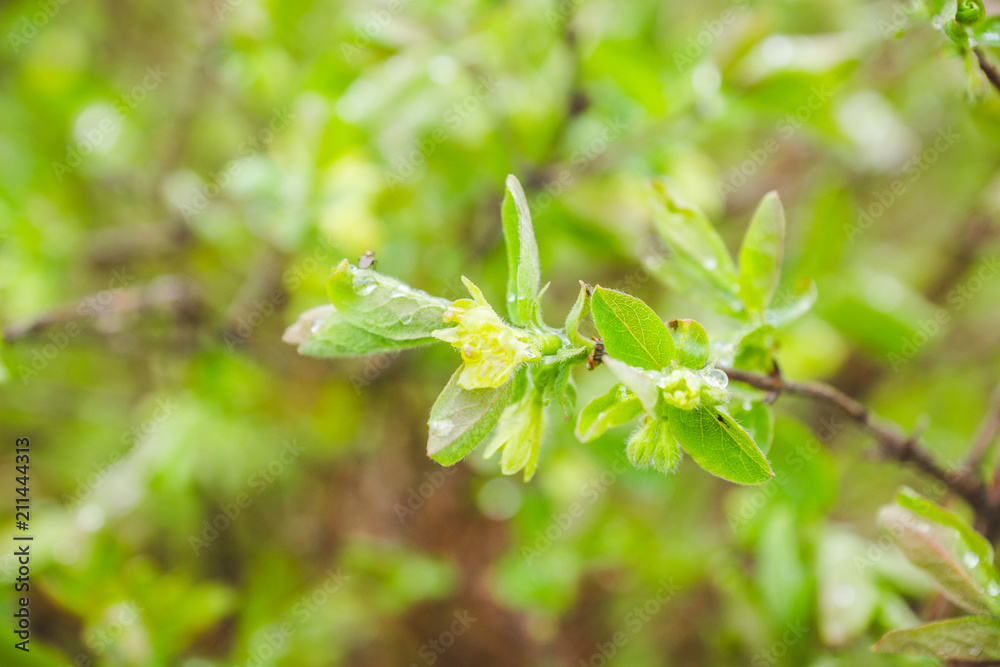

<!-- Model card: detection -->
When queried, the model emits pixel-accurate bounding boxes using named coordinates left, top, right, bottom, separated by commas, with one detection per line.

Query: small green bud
left=945, top=19, right=970, bottom=48
left=537, top=333, right=562, bottom=355
left=956, top=0, right=985, bottom=26
left=626, top=417, right=682, bottom=475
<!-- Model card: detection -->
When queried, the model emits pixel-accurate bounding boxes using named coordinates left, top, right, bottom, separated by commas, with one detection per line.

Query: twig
left=966, top=384, right=1000, bottom=472
left=720, top=367, right=994, bottom=520
left=975, top=47, right=1000, bottom=97
left=2, top=276, right=203, bottom=342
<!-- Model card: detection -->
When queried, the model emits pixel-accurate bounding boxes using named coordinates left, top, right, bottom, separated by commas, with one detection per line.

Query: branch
left=2, top=276, right=203, bottom=343
left=720, top=367, right=994, bottom=520
left=975, top=47, right=1000, bottom=97
left=966, top=384, right=1000, bottom=472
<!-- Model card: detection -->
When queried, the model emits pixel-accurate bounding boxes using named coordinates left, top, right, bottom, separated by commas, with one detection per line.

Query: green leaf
left=817, top=529, right=880, bottom=646
left=502, top=174, right=542, bottom=326
left=483, top=386, right=546, bottom=480
left=552, top=363, right=577, bottom=421
left=666, top=405, right=773, bottom=485
left=878, top=489, right=1000, bottom=616
left=738, top=191, right=785, bottom=315
left=602, top=357, right=660, bottom=415
left=564, top=281, right=593, bottom=348
left=325, top=259, right=450, bottom=341
left=591, top=286, right=675, bottom=371
left=733, top=324, right=777, bottom=374
left=626, top=417, right=682, bottom=474
left=728, top=400, right=774, bottom=453
left=648, top=179, right=742, bottom=316
left=284, top=305, right=420, bottom=358
left=575, top=383, right=644, bottom=442
left=667, top=319, right=709, bottom=369
left=765, top=278, right=817, bottom=328
left=875, top=617, right=1000, bottom=661
left=427, top=367, right=527, bottom=466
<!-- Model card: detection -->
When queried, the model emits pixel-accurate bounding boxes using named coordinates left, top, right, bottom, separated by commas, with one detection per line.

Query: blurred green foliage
left=1, top=0, right=1000, bottom=664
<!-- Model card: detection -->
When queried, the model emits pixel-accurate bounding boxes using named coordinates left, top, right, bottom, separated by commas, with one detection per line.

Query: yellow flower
left=432, top=277, right=541, bottom=390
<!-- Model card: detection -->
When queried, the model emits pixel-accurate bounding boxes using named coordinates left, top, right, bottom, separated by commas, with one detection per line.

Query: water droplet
left=986, top=581, right=1000, bottom=597
left=706, top=368, right=729, bottom=389
left=742, top=401, right=752, bottom=411
left=310, top=320, right=323, bottom=333
left=963, top=552, right=981, bottom=569
left=356, top=282, right=377, bottom=296
left=832, top=584, right=856, bottom=607
left=428, top=419, right=454, bottom=438
left=702, top=257, right=718, bottom=270
left=507, top=294, right=516, bottom=303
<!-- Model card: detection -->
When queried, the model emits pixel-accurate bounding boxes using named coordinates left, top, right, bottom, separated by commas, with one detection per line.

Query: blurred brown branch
left=975, top=47, right=1000, bottom=97
left=2, top=276, right=204, bottom=342
left=721, top=366, right=998, bottom=530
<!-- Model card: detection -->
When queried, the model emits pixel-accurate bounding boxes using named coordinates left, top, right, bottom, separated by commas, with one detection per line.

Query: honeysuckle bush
left=288, top=174, right=1000, bottom=661
left=287, top=175, right=790, bottom=485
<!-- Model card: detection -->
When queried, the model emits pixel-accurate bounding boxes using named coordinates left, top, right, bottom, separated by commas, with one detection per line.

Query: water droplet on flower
left=963, top=552, right=981, bottom=569
left=354, top=279, right=377, bottom=296
left=428, top=419, right=454, bottom=438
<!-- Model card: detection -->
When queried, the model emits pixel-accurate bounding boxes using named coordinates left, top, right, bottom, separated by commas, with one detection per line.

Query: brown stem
left=720, top=366, right=995, bottom=524
left=975, top=47, right=1000, bottom=97
left=966, top=384, right=1000, bottom=473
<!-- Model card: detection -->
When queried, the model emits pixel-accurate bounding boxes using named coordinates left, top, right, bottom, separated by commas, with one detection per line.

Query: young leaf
left=591, top=286, right=675, bottom=371
left=427, top=367, right=527, bottom=466
left=648, top=179, right=743, bottom=315
left=666, top=406, right=773, bottom=485
left=483, top=389, right=546, bottom=481
left=576, top=383, right=644, bottom=442
left=878, top=490, right=1000, bottom=616
left=502, top=174, right=542, bottom=326
left=552, top=363, right=577, bottom=421
left=602, top=357, right=660, bottom=415
left=564, top=281, right=593, bottom=348
left=874, top=617, right=1000, bottom=661
left=325, top=259, right=450, bottom=340
left=667, top=319, right=709, bottom=369
left=284, top=305, right=417, bottom=358
left=738, top=191, right=785, bottom=315
left=765, top=277, right=817, bottom=327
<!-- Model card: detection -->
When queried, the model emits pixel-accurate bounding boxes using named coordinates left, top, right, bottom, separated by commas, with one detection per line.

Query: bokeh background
left=2, top=0, right=1000, bottom=664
